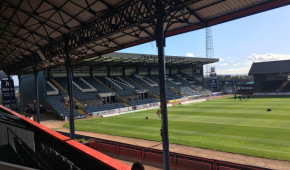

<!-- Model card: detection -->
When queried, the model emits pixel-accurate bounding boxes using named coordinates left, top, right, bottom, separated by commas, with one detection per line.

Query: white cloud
left=233, top=63, right=241, bottom=66
left=216, top=67, right=250, bottom=75
left=219, top=58, right=223, bottom=62
left=186, top=53, right=194, bottom=57
left=248, top=53, right=290, bottom=62
left=216, top=53, right=290, bottom=75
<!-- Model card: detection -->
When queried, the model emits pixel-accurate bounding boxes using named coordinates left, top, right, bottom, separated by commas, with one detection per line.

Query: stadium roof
left=0, top=0, right=289, bottom=75
left=71, top=52, right=219, bottom=68
left=248, top=60, right=290, bottom=75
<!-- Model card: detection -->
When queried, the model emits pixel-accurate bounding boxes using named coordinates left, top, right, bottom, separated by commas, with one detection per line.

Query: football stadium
left=0, top=0, right=290, bottom=170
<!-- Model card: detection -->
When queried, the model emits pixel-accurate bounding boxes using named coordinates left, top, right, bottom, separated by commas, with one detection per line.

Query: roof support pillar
left=107, top=66, right=110, bottom=76
left=47, top=69, right=51, bottom=80
left=18, top=75, right=23, bottom=114
left=90, top=67, right=93, bottom=77
left=8, top=75, right=12, bottom=109
left=148, top=67, right=151, bottom=75
left=192, top=67, right=195, bottom=79
left=65, top=39, right=75, bottom=139
left=135, top=67, right=139, bottom=74
left=34, top=71, right=40, bottom=123
left=155, top=2, right=170, bottom=169
left=202, top=67, right=205, bottom=88
left=122, top=66, right=125, bottom=76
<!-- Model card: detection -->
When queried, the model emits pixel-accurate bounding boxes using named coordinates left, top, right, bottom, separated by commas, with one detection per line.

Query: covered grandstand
left=249, top=60, right=290, bottom=95
left=21, top=52, right=218, bottom=119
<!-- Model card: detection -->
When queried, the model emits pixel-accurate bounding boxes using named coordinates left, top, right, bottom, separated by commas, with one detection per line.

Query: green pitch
left=64, top=96, right=290, bottom=161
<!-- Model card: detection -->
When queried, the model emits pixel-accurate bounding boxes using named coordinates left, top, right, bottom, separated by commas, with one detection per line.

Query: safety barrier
left=86, top=139, right=268, bottom=170
left=177, top=158, right=212, bottom=170
left=119, top=146, right=142, bottom=160
left=214, top=161, right=267, bottom=170
left=144, top=148, right=174, bottom=166
left=0, top=105, right=131, bottom=170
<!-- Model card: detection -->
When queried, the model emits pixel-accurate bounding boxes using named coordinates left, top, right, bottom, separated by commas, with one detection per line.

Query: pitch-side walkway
left=55, top=128, right=290, bottom=170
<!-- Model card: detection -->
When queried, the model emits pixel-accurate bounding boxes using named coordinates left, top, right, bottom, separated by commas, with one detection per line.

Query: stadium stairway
left=282, top=80, right=290, bottom=92
left=126, top=76, right=160, bottom=100
left=93, top=77, right=129, bottom=105
left=152, top=75, right=182, bottom=96
left=50, top=79, right=68, bottom=94
left=151, top=75, right=181, bottom=100
left=278, top=80, right=290, bottom=92
left=77, top=109, right=89, bottom=118
left=170, top=86, right=182, bottom=96
left=51, top=78, right=80, bottom=104
left=179, top=72, right=202, bottom=85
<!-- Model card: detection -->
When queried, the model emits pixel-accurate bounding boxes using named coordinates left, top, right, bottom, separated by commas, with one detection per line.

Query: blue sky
left=119, top=5, right=290, bottom=75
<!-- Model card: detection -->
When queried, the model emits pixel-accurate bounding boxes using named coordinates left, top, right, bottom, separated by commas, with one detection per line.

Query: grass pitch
left=64, top=96, right=290, bottom=161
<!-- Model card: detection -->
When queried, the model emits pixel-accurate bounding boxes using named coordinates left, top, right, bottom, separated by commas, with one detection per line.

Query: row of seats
left=129, top=75, right=182, bottom=100
left=261, top=80, right=285, bottom=92
left=46, top=85, right=80, bottom=117
left=97, top=76, right=143, bottom=96
left=171, top=74, right=211, bottom=94
left=282, top=81, right=290, bottom=92
left=151, top=75, right=183, bottom=99
left=73, top=77, right=90, bottom=89
left=53, top=75, right=202, bottom=101
left=54, top=78, right=98, bottom=101
left=46, top=75, right=205, bottom=118
left=171, top=74, right=196, bottom=86
left=129, top=75, right=160, bottom=95
left=127, top=98, right=158, bottom=106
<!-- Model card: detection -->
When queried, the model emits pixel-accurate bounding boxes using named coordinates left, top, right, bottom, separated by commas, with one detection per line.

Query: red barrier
left=177, top=158, right=212, bottom=170
left=119, top=147, right=142, bottom=159
left=88, top=141, right=97, bottom=149
left=0, top=105, right=131, bottom=170
left=219, top=166, right=240, bottom=170
left=215, top=161, right=265, bottom=170
left=175, top=153, right=215, bottom=170
left=98, top=142, right=117, bottom=154
left=86, top=138, right=266, bottom=170
left=144, top=150, right=174, bottom=166
left=145, top=151, right=163, bottom=163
